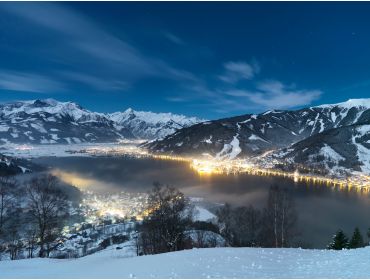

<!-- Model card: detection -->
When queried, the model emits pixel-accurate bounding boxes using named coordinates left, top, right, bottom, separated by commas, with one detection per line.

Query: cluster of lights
left=83, top=145, right=149, bottom=157
left=76, top=144, right=370, bottom=193
left=190, top=158, right=370, bottom=193
left=79, top=191, right=149, bottom=223
left=15, top=144, right=34, bottom=151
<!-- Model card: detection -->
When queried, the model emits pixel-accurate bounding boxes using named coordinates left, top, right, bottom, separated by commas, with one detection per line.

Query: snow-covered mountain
left=273, top=123, right=370, bottom=175
left=0, top=99, right=202, bottom=144
left=146, top=99, right=370, bottom=160
left=109, top=108, right=205, bottom=140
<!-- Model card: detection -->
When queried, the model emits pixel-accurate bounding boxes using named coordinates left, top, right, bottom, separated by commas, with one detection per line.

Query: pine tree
left=327, top=229, right=349, bottom=250
left=349, top=227, right=364, bottom=249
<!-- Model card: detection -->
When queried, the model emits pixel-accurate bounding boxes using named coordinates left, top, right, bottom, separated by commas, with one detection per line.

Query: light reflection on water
left=35, top=156, right=370, bottom=248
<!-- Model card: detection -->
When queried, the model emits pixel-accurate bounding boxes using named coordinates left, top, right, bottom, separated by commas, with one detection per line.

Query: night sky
left=0, top=2, right=370, bottom=119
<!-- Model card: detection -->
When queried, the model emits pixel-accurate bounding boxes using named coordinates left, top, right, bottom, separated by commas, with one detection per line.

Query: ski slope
left=1, top=246, right=370, bottom=278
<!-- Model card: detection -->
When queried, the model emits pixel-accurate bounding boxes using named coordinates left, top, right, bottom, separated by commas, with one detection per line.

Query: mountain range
left=0, top=98, right=369, bottom=175
left=0, top=99, right=204, bottom=145
left=145, top=99, right=370, bottom=174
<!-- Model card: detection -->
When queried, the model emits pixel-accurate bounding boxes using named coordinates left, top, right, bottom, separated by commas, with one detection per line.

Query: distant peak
left=124, top=108, right=135, bottom=114
left=33, top=98, right=58, bottom=106
left=316, top=98, right=370, bottom=109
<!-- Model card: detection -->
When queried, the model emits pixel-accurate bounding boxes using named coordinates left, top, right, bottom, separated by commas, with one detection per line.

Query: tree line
left=216, top=184, right=298, bottom=248
left=136, top=183, right=299, bottom=255
left=327, top=227, right=367, bottom=250
left=0, top=175, right=69, bottom=260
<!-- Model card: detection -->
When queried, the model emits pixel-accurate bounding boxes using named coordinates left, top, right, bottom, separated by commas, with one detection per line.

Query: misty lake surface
left=35, top=156, right=370, bottom=248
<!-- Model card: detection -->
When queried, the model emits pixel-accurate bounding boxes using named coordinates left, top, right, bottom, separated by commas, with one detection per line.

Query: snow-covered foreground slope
left=2, top=246, right=370, bottom=278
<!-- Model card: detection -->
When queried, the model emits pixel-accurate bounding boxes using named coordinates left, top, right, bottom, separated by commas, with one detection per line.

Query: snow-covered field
left=2, top=246, right=370, bottom=278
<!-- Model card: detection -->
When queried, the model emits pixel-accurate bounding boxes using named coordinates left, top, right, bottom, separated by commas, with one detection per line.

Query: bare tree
left=216, top=203, right=233, bottom=244
left=261, top=185, right=297, bottom=248
left=26, top=175, right=69, bottom=257
left=217, top=204, right=261, bottom=247
left=5, top=209, right=23, bottom=260
left=0, top=176, right=18, bottom=239
left=24, top=224, right=38, bottom=259
left=139, top=183, right=194, bottom=255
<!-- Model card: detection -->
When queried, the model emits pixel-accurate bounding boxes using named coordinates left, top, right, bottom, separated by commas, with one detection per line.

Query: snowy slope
left=146, top=98, right=370, bottom=159
left=0, top=99, right=202, bottom=144
left=2, top=247, right=370, bottom=278
left=273, top=123, right=370, bottom=175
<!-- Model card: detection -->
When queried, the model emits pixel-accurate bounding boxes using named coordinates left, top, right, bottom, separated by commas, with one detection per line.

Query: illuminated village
left=75, top=143, right=370, bottom=193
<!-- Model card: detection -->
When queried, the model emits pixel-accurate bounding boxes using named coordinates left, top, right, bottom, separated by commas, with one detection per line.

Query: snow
left=0, top=99, right=203, bottom=142
left=203, top=135, right=213, bottom=144
left=0, top=99, right=101, bottom=121
left=228, top=135, right=241, bottom=159
left=317, top=98, right=370, bottom=109
left=194, top=206, right=216, bottom=222
left=331, top=112, right=337, bottom=123
left=356, top=125, right=370, bottom=137
left=248, top=134, right=268, bottom=143
left=109, top=108, right=204, bottom=139
left=3, top=247, right=370, bottom=278
left=109, top=108, right=203, bottom=126
left=50, top=134, right=59, bottom=141
left=319, top=144, right=345, bottom=163
left=216, top=134, right=241, bottom=159
left=353, top=137, right=370, bottom=174
left=109, top=108, right=205, bottom=140
left=318, top=119, right=325, bottom=133
left=30, top=123, right=47, bottom=133
left=0, top=125, right=9, bottom=132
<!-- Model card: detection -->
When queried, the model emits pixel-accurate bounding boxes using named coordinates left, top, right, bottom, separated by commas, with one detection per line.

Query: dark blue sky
left=0, top=2, right=370, bottom=119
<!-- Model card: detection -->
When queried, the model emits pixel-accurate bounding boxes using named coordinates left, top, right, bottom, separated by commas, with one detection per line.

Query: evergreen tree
left=349, top=227, right=364, bottom=249
left=327, top=229, right=349, bottom=250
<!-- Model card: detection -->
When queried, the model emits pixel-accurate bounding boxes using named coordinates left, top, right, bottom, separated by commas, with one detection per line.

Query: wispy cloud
left=0, top=70, right=64, bottom=93
left=163, top=31, right=184, bottom=45
left=0, top=3, right=197, bottom=91
left=58, top=71, right=129, bottom=91
left=225, top=80, right=322, bottom=110
left=219, top=61, right=260, bottom=84
left=166, top=97, right=188, bottom=103
left=171, top=74, right=322, bottom=114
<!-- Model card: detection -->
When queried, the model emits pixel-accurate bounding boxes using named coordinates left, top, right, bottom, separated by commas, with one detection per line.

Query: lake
left=35, top=156, right=370, bottom=248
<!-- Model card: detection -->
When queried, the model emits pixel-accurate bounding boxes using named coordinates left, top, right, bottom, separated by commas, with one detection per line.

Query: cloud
left=166, top=97, right=187, bottom=103
left=163, top=31, right=184, bottom=45
left=0, top=71, right=64, bottom=93
left=225, top=80, right=322, bottom=110
left=58, top=71, right=129, bottom=91
left=219, top=61, right=260, bottom=84
left=0, top=3, right=197, bottom=90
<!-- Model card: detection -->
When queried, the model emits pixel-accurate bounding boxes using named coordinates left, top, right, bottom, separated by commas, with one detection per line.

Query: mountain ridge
left=0, top=99, right=204, bottom=144
left=145, top=99, right=370, bottom=171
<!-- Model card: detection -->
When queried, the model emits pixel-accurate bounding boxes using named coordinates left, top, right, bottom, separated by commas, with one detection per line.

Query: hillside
left=1, top=246, right=370, bottom=278
left=0, top=153, right=33, bottom=175
left=273, top=123, right=370, bottom=175
left=146, top=99, right=370, bottom=159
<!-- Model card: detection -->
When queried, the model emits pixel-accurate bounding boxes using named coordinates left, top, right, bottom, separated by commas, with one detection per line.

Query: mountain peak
left=316, top=98, right=370, bottom=109
left=124, top=108, right=135, bottom=114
